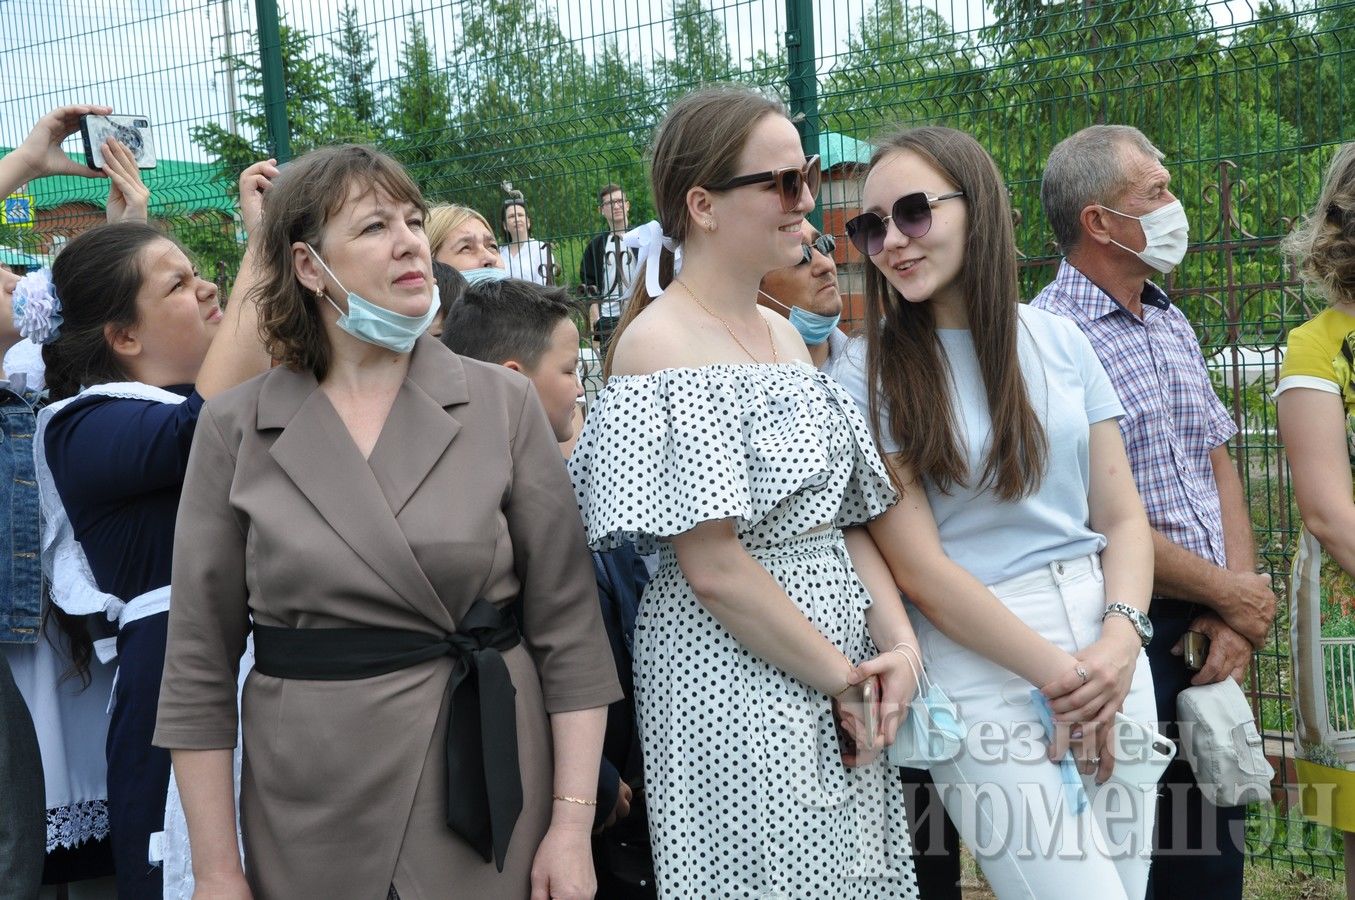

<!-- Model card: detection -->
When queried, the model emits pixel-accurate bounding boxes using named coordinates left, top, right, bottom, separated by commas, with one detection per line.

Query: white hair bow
left=13, top=268, right=63, bottom=345
left=622, top=220, right=682, bottom=299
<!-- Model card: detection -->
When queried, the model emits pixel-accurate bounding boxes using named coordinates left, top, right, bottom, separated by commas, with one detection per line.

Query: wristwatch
left=1103, top=603, right=1154, bottom=647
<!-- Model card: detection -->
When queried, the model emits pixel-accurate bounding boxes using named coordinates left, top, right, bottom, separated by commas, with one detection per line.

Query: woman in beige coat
left=154, top=145, right=620, bottom=900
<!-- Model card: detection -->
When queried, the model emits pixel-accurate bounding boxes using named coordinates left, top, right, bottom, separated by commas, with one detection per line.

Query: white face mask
left=1099, top=200, right=1189, bottom=274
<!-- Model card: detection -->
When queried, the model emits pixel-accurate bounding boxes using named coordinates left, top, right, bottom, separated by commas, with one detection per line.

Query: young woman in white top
left=830, top=126, right=1158, bottom=899
left=499, top=199, right=552, bottom=284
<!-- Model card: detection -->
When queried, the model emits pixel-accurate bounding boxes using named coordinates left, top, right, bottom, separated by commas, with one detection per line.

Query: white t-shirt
left=500, top=239, right=552, bottom=285
left=829, top=304, right=1125, bottom=585
left=599, top=239, right=634, bottom=319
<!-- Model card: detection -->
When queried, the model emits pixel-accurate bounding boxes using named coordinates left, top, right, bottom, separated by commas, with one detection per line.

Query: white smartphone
left=1108, top=713, right=1176, bottom=788
left=81, top=114, right=157, bottom=170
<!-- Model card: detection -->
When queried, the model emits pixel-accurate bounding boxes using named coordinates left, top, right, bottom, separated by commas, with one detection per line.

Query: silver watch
left=1103, top=603, right=1153, bottom=647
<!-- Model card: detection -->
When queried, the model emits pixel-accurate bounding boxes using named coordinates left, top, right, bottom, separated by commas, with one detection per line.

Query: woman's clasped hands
left=835, top=642, right=922, bottom=767
left=1040, top=624, right=1141, bottom=784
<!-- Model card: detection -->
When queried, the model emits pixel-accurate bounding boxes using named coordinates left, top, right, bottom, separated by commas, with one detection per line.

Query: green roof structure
left=4, top=151, right=236, bottom=218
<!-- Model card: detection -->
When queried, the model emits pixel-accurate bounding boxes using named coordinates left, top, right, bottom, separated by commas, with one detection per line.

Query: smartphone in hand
left=80, top=114, right=157, bottom=170
left=862, top=675, right=879, bottom=750
left=1182, top=631, right=1211, bottom=672
left=1108, top=713, right=1176, bottom=788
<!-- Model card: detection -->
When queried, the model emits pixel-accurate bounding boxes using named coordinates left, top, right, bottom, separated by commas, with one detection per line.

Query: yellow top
left=1278, top=306, right=1355, bottom=402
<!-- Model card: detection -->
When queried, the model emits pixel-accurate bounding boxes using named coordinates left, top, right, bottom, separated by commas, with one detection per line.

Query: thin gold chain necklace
left=672, top=279, right=779, bottom=365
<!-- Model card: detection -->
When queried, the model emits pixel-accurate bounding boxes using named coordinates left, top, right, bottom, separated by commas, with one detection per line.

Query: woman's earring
left=704, top=217, right=717, bottom=232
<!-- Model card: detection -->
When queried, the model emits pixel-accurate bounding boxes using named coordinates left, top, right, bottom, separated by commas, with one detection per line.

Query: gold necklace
left=673, top=279, right=779, bottom=365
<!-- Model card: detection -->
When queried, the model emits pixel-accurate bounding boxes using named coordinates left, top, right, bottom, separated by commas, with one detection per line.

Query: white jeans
left=917, top=555, right=1158, bottom=900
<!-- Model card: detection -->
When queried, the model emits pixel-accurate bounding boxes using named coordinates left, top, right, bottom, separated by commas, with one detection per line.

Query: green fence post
left=255, top=0, right=291, bottom=163
left=785, top=0, right=821, bottom=230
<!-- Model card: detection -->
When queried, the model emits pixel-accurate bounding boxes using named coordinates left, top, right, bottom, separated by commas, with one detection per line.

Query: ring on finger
left=1075, top=665, right=1089, bottom=684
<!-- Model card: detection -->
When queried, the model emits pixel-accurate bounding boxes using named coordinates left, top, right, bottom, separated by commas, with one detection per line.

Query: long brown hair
left=603, top=85, right=786, bottom=376
left=863, top=126, right=1047, bottom=501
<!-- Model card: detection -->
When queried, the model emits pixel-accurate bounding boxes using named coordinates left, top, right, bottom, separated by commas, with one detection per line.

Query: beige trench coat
left=154, top=337, right=621, bottom=899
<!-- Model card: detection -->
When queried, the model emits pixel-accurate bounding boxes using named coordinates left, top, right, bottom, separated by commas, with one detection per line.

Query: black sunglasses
left=844, top=190, right=965, bottom=256
left=798, top=232, right=836, bottom=265
left=706, top=155, right=822, bottom=214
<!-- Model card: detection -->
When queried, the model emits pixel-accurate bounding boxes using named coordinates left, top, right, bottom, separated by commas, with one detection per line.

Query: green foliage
left=655, top=0, right=737, bottom=97
left=385, top=18, right=454, bottom=182
left=192, top=18, right=353, bottom=171
left=331, top=1, right=382, bottom=129
left=821, top=1, right=979, bottom=138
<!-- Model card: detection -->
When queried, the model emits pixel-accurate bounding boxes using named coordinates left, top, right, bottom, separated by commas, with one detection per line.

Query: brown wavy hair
left=862, top=126, right=1047, bottom=501
left=603, top=85, right=786, bottom=376
left=1284, top=143, right=1355, bottom=308
left=253, top=145, right=427, bottom=379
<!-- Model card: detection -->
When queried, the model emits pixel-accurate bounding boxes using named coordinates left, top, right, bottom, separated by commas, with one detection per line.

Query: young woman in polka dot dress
left=569, top=86, right=921, bottom=899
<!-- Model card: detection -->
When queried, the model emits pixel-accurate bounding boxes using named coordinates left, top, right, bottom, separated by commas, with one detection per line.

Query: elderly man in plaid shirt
left=1030, top=125, right=1277, bottom=900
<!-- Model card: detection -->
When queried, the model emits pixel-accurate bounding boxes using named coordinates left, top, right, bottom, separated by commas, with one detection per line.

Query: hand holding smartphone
left=80, top=114, right=156, bottom=171
left=1182, top=630, right=1211, bottom=672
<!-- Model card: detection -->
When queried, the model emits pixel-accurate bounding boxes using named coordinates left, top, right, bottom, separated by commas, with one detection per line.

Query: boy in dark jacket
left=442, top=276, right=655, bottom=898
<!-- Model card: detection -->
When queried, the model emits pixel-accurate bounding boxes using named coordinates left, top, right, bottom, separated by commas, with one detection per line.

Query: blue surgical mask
left=306, top=244, right=438, bottom=353
left=758, top=289, right=841, bottom=346
left=462, top=267, right=509, bottom=287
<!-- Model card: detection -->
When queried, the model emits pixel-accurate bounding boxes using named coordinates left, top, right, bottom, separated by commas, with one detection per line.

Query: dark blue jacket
left=592, top=543, right=648, bottom=827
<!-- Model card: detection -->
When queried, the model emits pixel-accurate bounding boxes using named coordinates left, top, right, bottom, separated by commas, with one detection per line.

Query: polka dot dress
left=570, top=363, right=920, bottom=899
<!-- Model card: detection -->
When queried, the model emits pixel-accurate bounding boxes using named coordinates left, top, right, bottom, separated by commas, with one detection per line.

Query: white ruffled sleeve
left=569, top=365, right=896, bottom=553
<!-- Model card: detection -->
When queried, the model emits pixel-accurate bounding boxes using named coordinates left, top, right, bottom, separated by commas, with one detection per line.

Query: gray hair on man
left=1041, top=125, right=1164, bottom=253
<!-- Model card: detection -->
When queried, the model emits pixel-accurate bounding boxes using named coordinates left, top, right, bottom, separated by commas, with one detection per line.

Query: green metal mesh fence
left=4, top=0, right=1353, bottom=880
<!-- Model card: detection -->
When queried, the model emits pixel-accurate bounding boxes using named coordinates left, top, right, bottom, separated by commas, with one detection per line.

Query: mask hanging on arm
left=757, top=290, right=842, bottom=347
left=305, top=244, right=439, bottom=353
left=1098, top=200, right=1190, bottom=274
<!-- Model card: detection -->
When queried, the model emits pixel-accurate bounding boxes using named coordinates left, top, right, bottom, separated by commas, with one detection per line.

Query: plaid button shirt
left=1030, top=260, right=1236, bottom=572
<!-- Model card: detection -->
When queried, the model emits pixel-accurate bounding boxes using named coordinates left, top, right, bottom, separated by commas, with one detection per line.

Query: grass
left=957, top=847, right=1347, bottom=899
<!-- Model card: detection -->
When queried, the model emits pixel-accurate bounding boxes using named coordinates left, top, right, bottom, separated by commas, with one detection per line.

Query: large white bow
left=622, top=220, right=682, bottom=299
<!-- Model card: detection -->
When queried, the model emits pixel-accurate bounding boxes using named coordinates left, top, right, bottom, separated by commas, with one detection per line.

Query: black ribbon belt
left=252, top=599, right=522, bottom=871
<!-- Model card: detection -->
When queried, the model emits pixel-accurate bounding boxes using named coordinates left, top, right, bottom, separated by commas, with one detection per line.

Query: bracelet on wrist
left=552, top=794, right=597, bottom=807
left=830, top=654, right=857, bottom=698
left=1102, top=602, right=1153, bottom=648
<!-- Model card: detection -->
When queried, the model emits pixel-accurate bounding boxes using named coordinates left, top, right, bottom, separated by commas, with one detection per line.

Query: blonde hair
left=1284, top=143, right=1355, bottom=308
left=427, top=204, right=494, bottom=258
